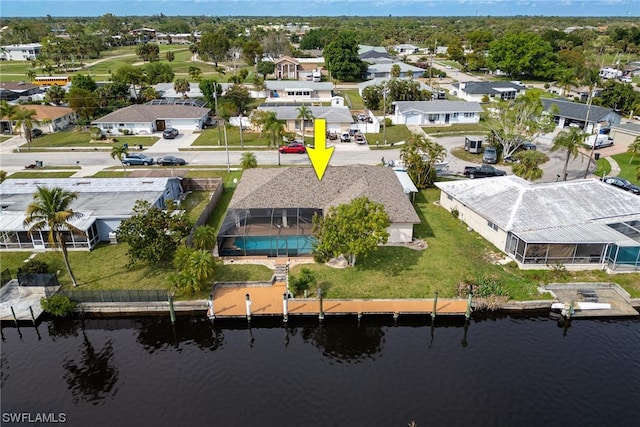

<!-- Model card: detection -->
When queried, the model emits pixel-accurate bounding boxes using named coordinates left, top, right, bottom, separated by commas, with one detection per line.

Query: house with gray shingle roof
left=91, top=104, right=210, bottom=135
left=436, top=176, right=640, bottom=271
left=541, top=98, right=621, bottom=133
left=451, top=81, right=527, bottom=102
left=217, top=166, right=421, bottom=256
left=257, top=105, right=353, bottom=134
left=392, top=101, right=483, bottom=126
left=365, top=62, right=426, bottom=79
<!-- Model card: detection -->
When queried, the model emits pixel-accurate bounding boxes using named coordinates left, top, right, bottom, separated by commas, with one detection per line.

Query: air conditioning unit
left=108, top=232, right=118, bottom=245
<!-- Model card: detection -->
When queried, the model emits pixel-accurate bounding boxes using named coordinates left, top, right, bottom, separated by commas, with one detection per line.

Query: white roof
left=436, top=176, right=640, bottom=245
left=394, top=171, right=418, bottom=193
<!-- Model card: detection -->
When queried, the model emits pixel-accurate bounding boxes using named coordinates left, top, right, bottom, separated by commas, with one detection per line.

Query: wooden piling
left=207, top=294, right=215, bottom=320
left=317, top=288, right=324, bottom=321
left=245, top=293, right=252, bottom=321
left=282, top=292, right=289, bottom=323
left=432, top=292, right=439, bottom=320
left=10, top=306, right=19, bottom=326
left=168, top=293, right=176, bottom=324
left=465, top=291, right=473, bottom=320
left=29, top=306, right=37, bottom=326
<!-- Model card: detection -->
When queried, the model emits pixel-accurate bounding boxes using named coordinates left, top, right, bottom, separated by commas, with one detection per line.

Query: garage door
left=405, top=113, right=422, bottom=125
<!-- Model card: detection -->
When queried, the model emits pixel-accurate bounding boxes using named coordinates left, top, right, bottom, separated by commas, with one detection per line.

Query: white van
left=585, top=134, right=614, bottom=149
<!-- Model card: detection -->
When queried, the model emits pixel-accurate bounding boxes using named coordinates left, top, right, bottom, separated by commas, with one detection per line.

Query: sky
left=1, top=0, right=639, bottom=18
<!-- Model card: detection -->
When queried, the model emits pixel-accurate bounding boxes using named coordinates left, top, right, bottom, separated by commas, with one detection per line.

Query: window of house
left=453, top=113, right=459, bottom=118
left=488, top=221, right=498, bottom=231
left=428, top=114, right=438, bottom=121
left=464, top=113, right=475, bottom=118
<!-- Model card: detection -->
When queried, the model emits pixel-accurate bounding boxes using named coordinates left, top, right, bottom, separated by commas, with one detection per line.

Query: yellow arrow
left=307, top=118, right=334, bottom=181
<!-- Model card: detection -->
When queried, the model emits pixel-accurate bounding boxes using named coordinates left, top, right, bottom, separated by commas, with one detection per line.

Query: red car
left=279, top=142, right=306, bottom=154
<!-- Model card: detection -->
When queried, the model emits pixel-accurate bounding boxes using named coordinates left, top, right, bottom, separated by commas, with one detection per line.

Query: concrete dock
left=0, top=280, right=48, bottom=322
left=546, top=282, right=639, bottom=318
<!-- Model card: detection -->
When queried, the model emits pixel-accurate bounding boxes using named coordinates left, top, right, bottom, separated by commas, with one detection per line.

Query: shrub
left=17, top=259, right=49, bottom=274
left=41, top=294, right=77, bottom=317
left=290, top=268, right=317, bottom=296
left=451, top=208, right=459, bottom=218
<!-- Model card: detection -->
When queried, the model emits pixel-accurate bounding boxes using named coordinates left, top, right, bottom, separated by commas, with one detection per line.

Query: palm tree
left=627, top=136, right=640, bottom=165
left=263, top=111, right=284, bottom=148
left=192, top=225, right=217, bottom=251
left=45, top=85, right=66, bottom=105
left=0, top=101, right=18, bottom=134
left=557, top=69, right=576, bottom=97
left=25, top=68, right=37, bottom=82
left=188, top=66, right=201, bottom=81
left=551, top=127, right=585, bottom=181
left=173, top=78, right=190, bottom=98
left=296, top=105, right=313, bottom=145
left=581, top=68, right=601, bottom=178
left=23, top=186, right=84, bottom=287
left=512, top=150, right=546, bottom=181
left=240, top=151, right=258, bottom=170
left=13, top=107, right=40, bottom=149
left=110, top=144, right=129, bottom=177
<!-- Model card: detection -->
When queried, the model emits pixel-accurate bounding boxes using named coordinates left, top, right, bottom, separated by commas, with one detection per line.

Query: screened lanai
left=218, top=207, right=321, bottom=257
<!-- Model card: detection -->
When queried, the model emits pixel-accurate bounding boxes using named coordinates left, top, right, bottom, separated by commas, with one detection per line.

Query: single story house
left=0, top=177, right=184, bottom=251
left=391, top=100, right=483, bottom=126
left=541, top=98, right=621, bottom=133
left=365, top=62, right=426, bottom=79
left=357, top=77, right=435, bottom=97
left=1, top=104, right=77, bottom=135
left=547, top=83, right=601, bottom=103
left=393, top=44, right=420, bottom=55
left=451, top=81, right=527, bottom=102
left=0, top=43, right=41, bottom=61
left=610, top=122, right=640, bottom=147
left=256, top=105, right=353, bottom=134
left=259, top=80, right=334, bottom=103
left=436, top=176, right=640, bottom=271
left=0, top=81, right=41, bottom=102
left=92, top=104, right=210, bottom=135
left=217, top=165, right=421, bottom=256
left=359, top=45, right=393, bottom=64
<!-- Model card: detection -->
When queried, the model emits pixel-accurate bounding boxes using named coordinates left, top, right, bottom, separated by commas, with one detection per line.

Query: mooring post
left=465, top=291, right=473, bottom=320
left=168, top=292, right=176, bottom=324
left=282, top=292, right=289, bottom=323
left=567, top=300, right=574, bottom=320
left=245, top=293, right=252, bottom=321
left=207, top=293, right=215, bottom=320
left=29, top=306, right=37, bottom=326
left=432, top=292, right=439, bottom=320
left=317, top=288, right=324, bottom=321
left=10, top=306, right=19, bottom=326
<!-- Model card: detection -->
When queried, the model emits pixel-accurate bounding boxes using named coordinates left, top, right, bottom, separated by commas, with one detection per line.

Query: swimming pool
left=225, top=235, right=317, bottom=257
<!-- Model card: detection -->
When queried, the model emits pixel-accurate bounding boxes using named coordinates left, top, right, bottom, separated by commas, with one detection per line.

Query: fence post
left=168, top=292, right=176, bottom=324
left=29, top=306, right=37, bottom=326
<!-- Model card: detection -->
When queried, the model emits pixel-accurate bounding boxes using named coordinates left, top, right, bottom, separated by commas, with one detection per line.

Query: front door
left=155, top=120, right=166, bottom=131
left=445, top=114, right=450, bottom=123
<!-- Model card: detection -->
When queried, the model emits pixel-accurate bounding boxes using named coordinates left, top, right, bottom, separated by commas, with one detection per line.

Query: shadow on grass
left=412, top=191, right=435, bottom=238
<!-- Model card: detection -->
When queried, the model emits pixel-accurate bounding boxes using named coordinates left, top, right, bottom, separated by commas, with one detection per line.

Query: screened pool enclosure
left=218, top=208, right=320, bottom=257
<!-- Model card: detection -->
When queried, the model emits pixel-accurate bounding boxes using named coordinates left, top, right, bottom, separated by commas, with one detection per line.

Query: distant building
left=451, top=81, right=527, bottom=103
left=0, top=43, right=41, bottom=61
left=392, top=101, right=483, bottom=126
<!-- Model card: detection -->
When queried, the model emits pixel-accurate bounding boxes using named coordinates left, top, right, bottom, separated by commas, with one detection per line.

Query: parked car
left=354, top=133, right=366, bottom=144
left=279, top=142, right=306, bottom=154
left=463, top=165, right=507, bottom=179
left=482, top=147, right=498, bottom=164
left=162, top=128, right=179, bottom=139
left=157, top=156, right=186, bottom=166
left=517, top=141, right=537, bottom=151
left=602, top=177, right=640, bottom=195
left=31, top=128, right=43, bottom=138
left=121, top=153, right=154, bottom=166
left=357, top=113, right=367, bottom=122
left=340, top=132, right=351, bottom=142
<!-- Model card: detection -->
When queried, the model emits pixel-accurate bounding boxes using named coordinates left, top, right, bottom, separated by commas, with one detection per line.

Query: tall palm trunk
left=58, top=232, right=78, bottom=286
left=563, top=153, right=571, bottom=181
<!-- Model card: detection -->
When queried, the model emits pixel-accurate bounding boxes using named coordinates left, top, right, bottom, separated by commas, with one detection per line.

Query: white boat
left=551, top=302, right=611, bottom=316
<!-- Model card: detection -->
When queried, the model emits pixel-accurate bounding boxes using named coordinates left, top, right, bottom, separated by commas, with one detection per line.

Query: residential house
left=256, top=104, right=352, bottom=134
left=610, top=122, right=640, bottom=147
left=92, top=104, right=210, bottom=135
left=274, top=55, right=301, bottom=80
left=436, top=176, right=640, bottom=271
left=260, top=80, right=333, bottom=103
left=1, top=104, right=77, bottom=135
left=393, top=44, right=421, bottom=55
left=217, top=165, right=421, bottom=256
left=541, top=98, right=621, bottom=133
left=0, top=43, right=41, bottom=61
left=357, top=77, right=435, bottom=97
left=451, top=81, right=527, bottom=102
left=392, top=100, right=483, bottom=126
left=365, top=62, right=426, bottom=79
left=359, top=45, right=393, bottom=64
left=0, top=177, right=184, bottom=251
left=0, top=81, right=41, bottom=102
left=156, top=32, right=200, bottom=45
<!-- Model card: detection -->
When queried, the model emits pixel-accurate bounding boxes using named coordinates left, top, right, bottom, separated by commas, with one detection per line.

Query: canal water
left=1, top=314, right=639, bottom=427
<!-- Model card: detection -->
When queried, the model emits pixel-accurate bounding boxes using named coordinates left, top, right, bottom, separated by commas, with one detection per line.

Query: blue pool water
left=232, top=235, right=316, bottom=256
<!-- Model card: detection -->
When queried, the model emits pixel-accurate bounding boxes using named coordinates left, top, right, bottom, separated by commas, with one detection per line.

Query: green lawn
left=339, top=89, right=365, bottom=110
left=191, top=127, right=273, bottom=148
left=423, top=123, right=486, bottom=136
left=7, top=171, right=77, bottom=179
left=25, top=128, right=158, bottom=148
left=610, top=152, right=639, bottom=184
left=366, top=124, right=413, bottom=147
